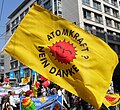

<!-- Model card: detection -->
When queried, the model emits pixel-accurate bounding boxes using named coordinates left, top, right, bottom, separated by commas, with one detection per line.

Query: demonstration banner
left=0, top=85, right=30, bottom=96
left=20, top=94, right=62, bottom=110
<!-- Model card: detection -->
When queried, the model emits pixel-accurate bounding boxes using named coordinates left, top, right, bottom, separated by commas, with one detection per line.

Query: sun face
left=49, top=41, right=76, bottom=64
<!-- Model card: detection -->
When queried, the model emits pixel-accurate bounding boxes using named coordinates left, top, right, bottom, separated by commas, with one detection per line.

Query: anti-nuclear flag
left=21, top=77, right=30, bottom=85
left=4, top=4, right=118, bottom=109
left=103, top=94, right=120, bottom=107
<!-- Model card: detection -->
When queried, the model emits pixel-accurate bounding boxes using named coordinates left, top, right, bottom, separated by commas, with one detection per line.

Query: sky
left=0, top=0, right=23, bottom=51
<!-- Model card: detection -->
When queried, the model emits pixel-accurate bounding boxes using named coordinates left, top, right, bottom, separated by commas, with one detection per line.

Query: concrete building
left=5, top=0, right=36, bottom=86
left=0, top=52, right=4, bottom=82
left=5, top=0, right=120, bottom=90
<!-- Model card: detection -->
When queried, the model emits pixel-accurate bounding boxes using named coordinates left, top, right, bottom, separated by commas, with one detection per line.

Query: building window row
left=54, top=0, right=62, bottom=17
left=104, top=5, right=119, bottom=18
left=106, top=17, right=120, bottom=29
left=82, top=0, right=101, bottom=11
left=82, top=0, right=90, bottom=6
left=93, top=0, right=101, bottom=10
left=104, top=0, right=118, bottom=7
left=7, top=7, right=30, bottom=33
left=84, top=23, right=120, bottom=36
left=83, top=9, right=103, bottom=24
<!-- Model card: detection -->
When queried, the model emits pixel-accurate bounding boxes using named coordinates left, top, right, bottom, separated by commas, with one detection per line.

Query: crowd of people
left=1, top=91, right=19, bottom=110
left=1, top=81, right=120, bottom=110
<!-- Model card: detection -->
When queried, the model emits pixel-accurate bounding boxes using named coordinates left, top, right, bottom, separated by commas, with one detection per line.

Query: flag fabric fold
left=4, top=4, right=118, bottom=109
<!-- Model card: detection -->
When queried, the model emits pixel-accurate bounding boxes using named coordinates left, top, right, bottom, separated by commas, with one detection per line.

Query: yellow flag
left=21, top=77, right=30, bottom=85
left=33, top=72, right=38, bottom=97
left=4, top=4, right=118, bottom=109
left=103, top=94, right=120, bottom=107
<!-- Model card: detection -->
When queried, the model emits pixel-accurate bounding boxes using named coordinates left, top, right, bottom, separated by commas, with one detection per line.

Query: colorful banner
left=0, top=85, right=30, bottom=96
left=20, top=94, right=62, bottom=110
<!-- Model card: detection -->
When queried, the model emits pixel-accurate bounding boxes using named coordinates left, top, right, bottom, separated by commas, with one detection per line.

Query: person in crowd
left=9, top=91, right=17, bottom=110
left=57, top=87, right=70, bottom=110
left=41, top=85, right=47, bottom=96
left=6, top=91, right=11, bottom=103
left=1, top=95, right=7, bottom=110
left=50, top=85, right=57, bottom=95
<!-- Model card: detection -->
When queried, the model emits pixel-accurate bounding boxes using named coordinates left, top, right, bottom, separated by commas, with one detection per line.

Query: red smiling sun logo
left=49, top=41, right=76, bottom=64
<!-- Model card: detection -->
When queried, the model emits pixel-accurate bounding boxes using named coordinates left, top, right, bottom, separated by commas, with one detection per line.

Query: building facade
left=5, top=0, right=120, bottom=90
left=5, top=0, right=36, bottom=86
left=0, top=52, right=4, bottom=82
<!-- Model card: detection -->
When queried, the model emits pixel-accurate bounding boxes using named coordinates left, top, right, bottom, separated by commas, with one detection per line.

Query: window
left=111, top=0, right=117, bottom=6
left=10, top=61, right=18, bottom=69
left=0, top=59, right=4, bottom=62
left=20, top=62, right=24, bottom=67
left=15, top=17, right=19, bottom=24
left=94, top=13, right=103, bottom=24
left=11, top=20, right=16, bottom=27
left=24, top=69, right=30, bottom=77
left=57, top=0, right=62, bottom=16
left=58, top=0, right=62, bottom=11
left=37, top=0, right=42, bottom=4
left=104, top=5, right=111, bottom=14
left=0, top=62, right=4, bottom=66
left=44, top=1, right=51, bottom=9
left=20, top=12, right=24, bottom=21
left=15, top=71, right=19, bottom=79
left=25, top=8, right=29, bottom=15
left=54, top=0, right=57, bottom=11
left=14, top=61, right=18, bottom=68
left=116, top=33, right=120, bottom=37
left=93, top=0, right=101, bottom=10
left=106, top=17, right=112, bottom=27
left=104, top=0, right=109, bottom=3
left=6, top=23, right=10, bottom=32
left=83, top=9, right=91, bottom=20
left=10, top=62, right=14, bottom=69
left=11, top=28, right=15, bottom=34
left=107, top=30, right=113, bottom=35
left=1, top=55, right=4, bottom=58
left=82, top=0, right=90, bottom=5
left=112, top=9, right=119, bottom=17
left=114, top=21, right=120, bottom=29
left=84, top=23, right=92, bottom=32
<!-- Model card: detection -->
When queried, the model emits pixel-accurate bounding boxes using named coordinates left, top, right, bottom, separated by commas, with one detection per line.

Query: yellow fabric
left=21, top=77, right=30, bottom=85
left=33, top=73, right=38, bottom=97
left=103, top=94, right=120, bottom=107
left=4, top=4, right=118, bottom=109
